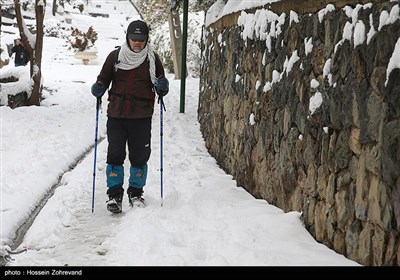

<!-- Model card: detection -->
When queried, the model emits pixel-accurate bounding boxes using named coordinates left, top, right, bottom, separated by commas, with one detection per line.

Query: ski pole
left=159, top=96, right=166, bottom=207
left=92, top=97, right=101, bottom=213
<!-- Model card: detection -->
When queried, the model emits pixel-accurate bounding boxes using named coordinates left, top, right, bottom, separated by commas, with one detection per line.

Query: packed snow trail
left=7, top=79, right=357, bottom=266
left=2, top=3, right=358, bottom=266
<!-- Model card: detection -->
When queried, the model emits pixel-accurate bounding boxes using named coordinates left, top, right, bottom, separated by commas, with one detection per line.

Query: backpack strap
left=113, top=46, right=121, bottom=72
left=112, top=46, right=121, bottom=85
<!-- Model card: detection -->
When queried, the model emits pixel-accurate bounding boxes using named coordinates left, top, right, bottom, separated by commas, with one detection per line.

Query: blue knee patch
left=129, top=164, right=147, bottom=188
left=106, top=164, right=124, bottom=188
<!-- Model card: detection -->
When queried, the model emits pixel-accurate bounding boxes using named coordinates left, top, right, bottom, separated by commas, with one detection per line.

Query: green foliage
left=169, top=0, right=219, bottom=12
left=135, top=0, right=216, bottom=28
left=135, top=0, right=167, bottom=27
left=190, top=0, right=219, bottom=12
left=77, top=3, right=84, bottom=13
left=149, top=10, right=203, bottom=78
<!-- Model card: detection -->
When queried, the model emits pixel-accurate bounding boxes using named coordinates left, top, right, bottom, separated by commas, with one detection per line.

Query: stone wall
left=198, top=0, right=400, bottom=266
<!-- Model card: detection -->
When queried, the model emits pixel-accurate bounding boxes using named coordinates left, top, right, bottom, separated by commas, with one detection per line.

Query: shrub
left=44, top=18, right=66, bottom=38
left=67, top=26, right=98, bottom=51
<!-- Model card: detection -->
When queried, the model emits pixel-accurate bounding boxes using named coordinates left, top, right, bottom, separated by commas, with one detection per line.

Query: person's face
left=129, top=38, right=146, bottom=53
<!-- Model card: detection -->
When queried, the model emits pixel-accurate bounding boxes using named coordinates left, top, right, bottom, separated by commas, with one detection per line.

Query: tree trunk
left=13, top=0, right=45, bottom=106
left=52, top=0, right=57, bottom=16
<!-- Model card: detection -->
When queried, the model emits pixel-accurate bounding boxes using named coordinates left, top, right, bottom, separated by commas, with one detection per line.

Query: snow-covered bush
left=186, top=12, right=204, bottom=78
left=44, top=18, right=65, bottom=38
left=72, top=0, right=85, bottom=13
left=66, top=26, right=98, bottom=51
left=0, top=64, right=31, bottom=107
left=151, top=11, right=204, bottom=78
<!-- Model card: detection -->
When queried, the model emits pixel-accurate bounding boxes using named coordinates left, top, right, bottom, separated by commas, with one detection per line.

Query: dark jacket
left=96, top=48, right=165, bottom=119
left=11, top=45, right=29, bottom=66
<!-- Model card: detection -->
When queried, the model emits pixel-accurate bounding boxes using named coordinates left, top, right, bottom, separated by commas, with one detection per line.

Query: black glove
left=91, top=82, right=106, bottom=97
left=154, top=76, right=169, bottom=96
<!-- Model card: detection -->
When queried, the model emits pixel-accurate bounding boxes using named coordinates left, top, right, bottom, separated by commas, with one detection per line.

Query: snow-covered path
left=2, top=2, right=359, bottom=266
left=8, top=81, right=357, bottom=266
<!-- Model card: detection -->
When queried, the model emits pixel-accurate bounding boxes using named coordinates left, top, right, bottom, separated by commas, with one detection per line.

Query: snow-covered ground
left=1, top=1, right=360, bottom=267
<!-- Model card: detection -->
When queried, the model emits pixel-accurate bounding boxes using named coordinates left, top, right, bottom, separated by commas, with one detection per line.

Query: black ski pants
left=106, top=117, right=152, bottom=168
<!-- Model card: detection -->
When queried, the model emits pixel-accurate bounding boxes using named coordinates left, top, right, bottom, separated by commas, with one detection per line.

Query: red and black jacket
left=96, top=48, right=165, bottom=119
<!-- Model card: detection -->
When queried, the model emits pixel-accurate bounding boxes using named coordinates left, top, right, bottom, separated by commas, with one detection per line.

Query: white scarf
left=116, top=41, right=156, bottom=84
